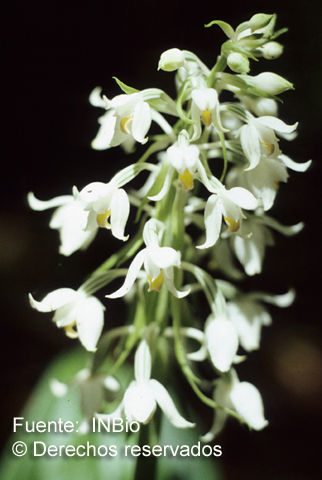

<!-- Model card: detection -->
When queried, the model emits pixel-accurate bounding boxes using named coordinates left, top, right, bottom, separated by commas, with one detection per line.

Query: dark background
left=2, top=1, right=322, bottom=479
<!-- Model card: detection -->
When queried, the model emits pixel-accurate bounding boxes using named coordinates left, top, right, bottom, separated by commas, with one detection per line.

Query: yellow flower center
left=224, top=217, right=240, bottom=233
left=120, top=115, right=133, bottom=134
left=179, top=169, right=194, bottom=191
left=148, top=271, right=164, bottom=292
left=96, top=210, right=111, bottom=228
left=260, top=141, right=275, bottom=155
left=201, top=109, right=212, bottom=127
left=64, top=321, right=78, bottom=339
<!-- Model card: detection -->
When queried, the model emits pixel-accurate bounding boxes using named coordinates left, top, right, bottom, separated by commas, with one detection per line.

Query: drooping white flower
left=227, top=299, right=272, bottom=351
left=202, top=369, right=268, bottom=441
left=97, top=340, right=195, bottom=428
left=149, top=131, right=205, bottom=200
left=106, top=219, right=190, bottom=299
left=167, top=131, right=200, bottom=191
left=230, top=218, right=274, bottom=275
left=29, top=288, right=105, bottom=352
left=184, top=315, right=240, bottom=373
left=239, top=116, right=298, bottom=170
left=239, top=96, right=278, bottom=117
left=204, top=315, right=239, bottom=372
left=74, top=180, right=130, bottom=241
left=191, top=88, right=227, bottom=140
left=158, top=48, right=185, bottom=72
left=227, top=157, right=289, bottom=211
left=247, top=72, right=293, bottom=96
left=91, top=92, right=152, bottom=150
left=197, top=181, right=258, bottom=249
left=27, top=192, right=99, bottom=256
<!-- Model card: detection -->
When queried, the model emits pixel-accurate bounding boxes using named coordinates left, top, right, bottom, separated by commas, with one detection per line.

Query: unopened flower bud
left=251, top=72, right=293, bottom=95
left=158, top=48, right=185, bottom=72
left=261, top=41, right=284, bottom=59
left=227, top=52, right=250, bottom=74
left=249, top=13, right=274, bottom=31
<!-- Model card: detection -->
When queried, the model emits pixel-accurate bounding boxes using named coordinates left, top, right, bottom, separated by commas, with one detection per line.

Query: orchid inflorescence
left=28, top=13, right=310, bottom=440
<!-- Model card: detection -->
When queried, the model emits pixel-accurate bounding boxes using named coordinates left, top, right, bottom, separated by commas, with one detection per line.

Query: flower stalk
left=28, top=12, right=310, bottom=453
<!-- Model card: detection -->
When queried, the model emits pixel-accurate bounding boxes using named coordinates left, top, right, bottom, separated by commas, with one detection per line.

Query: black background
left=2, top=1, right=322, bottom=479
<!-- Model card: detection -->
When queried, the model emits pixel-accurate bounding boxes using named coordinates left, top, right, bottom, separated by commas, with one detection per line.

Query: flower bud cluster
left=28, top=13, right=310, bottom=440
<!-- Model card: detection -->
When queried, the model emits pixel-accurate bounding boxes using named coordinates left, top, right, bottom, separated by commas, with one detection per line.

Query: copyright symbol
left=12, top=441, right=27, bottom=457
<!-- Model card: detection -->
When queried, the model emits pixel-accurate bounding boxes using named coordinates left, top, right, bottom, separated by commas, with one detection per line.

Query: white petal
left=205, top=317, right=239, bottom=372
left=110, top=188, right=130, bottom=241
left=106, top=249, right=147, bottom=298
left=279, top=154, right=312, bottom=172
left=240, top=123, right=261, bottom=170
left=134, top=340, right=152, bottom=382
left=191, top=88, right=218, bottom=111
left=257, top=116, right=298, bottom=134
left=201, top=378, right=231, bottom=441
left=232, top=234, right=263, bottom=276
left=91, top=112, right=117, bottom=150
left=225, top=187, right=258, bottom=210
left=163, top=267, right=190, bottom=298
left=103, top=376, right=121, bottom=392
left=50, top=202, right=98, bottom=256
left=187, top=344, right=208, bottom=362
left=123, top=381, right=157, bottom=424
left=148, top=246, right=181, bottom=269
left=75, top=297, right=105, bottom=352
left=197, top=194, right=222, bottom=249
left=27, top=192, right=73, bottom=211
left=230, top=382, right=268, bottom=430
left=150, top=379, right=195, bottom=428
left=89, top=86, right=109, bottom=109
left=148, top=167, right=173, bottom=202
left=29, top=288, right=77, bottom=313
left=49, top=379, right=68, bottom=397
left=132, top=101, right=151, bottom=144
left=227, top=301, right=271, bottom=351
left=201, top=410, right=228, bottom=442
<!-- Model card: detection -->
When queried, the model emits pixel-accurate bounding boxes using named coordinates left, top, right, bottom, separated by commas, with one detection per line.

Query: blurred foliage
left=0, top=348, right=222, bottom=480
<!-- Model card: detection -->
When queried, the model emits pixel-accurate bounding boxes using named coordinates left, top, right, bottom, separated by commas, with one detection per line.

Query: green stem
left=207, top=55, right=227, bottom=88
left=219, top=131, right=228, bottom=182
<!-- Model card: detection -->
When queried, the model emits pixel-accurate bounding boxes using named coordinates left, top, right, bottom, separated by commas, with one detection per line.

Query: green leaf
left=0, top=349, right=138, bottom=480
left=0, top=350, right=223, bottom=480
left=113, top=76, right=139, bottom=95
left=205, top=20, right=235, bottom=39
left=142, top=88, right=178, bottom=116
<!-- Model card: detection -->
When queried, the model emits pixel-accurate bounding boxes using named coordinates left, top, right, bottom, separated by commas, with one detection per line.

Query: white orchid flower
left=227, top=157, right=288, bottom=211
left=27, top=192, right=98, bottom=256
left=149, top=131, right=207, bottom=200
left=230, top=218, right=274, bottom=275
left=197, top=181, right=258, bottom=249
left=73, top=181, right=130, bottom=241
left=228, top=289, right=294, bottom=352
left=106, top=219, right=190, bottom=299
left=29, top=288, right=105, bottom=352
left=239, top=116, right=298, bottom=170
left=202, top=369, right=268, bottom=442
left=227, top=300, right=272, bottom=352
left=191, top=88, right=227, bottom=140
left=97, top=340, right=195, bottom=428
left=239, top=96, right=278, bottom=117
left=231, top=215, right=305, bottom=276
left=187, top=315, right=239, bottom=373
left=91, top=92, right=152, bottom=150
